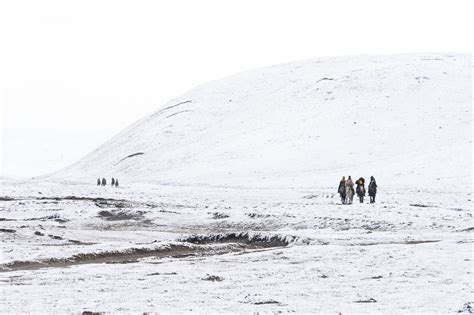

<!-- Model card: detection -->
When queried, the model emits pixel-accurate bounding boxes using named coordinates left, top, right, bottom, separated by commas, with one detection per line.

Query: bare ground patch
left=0, top=233, right=293, bottom=272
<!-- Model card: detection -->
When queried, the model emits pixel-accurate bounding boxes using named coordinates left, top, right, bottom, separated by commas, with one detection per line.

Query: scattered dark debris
left=361, top=224, right=381, bottom=231
left=354, top=298, right=377, bottom=303
left=410, top=203, right=431, bottom=208
left=202, top=275, right=224, bottom=282
left=25, top=214, right=61, bottom=221
left=105, top=260, right=136, bottom=264
left=246, top=212, right=272, bottom=219
left=82, top=311, right=104, bottom=315
left=405, top=240, right=440, bottom=245
left=55, top=218, right=69, bottom=223
left=0, top=218, right=14, bottom=221
left=254, top=300, right=281, bottom=305
left=0, top=197, right=14, bottom=201
left=457, top=302, right=473, bottom=313
left=210, top=212, right=230, bottom=219
left=94, top=200, right=131, bottom=209
left=357, top=240, right=440, bottom=246
left=41, top=201, right=59, bottom=205
left=181, top=232, right=294, bottom=247
left=421, top=57, right=443, bottom=61
left=36, top=196, right=154, bottom=209
left=459, top=227, right=474, bottom=232
left=415, top=76, right=430, bottom=81
left=97, top=210, right=145, bottom=221
left=147, top=272, right=177, bottom=276
left=68, top=239, right=96, bottom=245
left=364, top=275, right=383, bottom=280
left=48, top=234, right=63, bottom=240
left=320, top=274, right=329, bottom=278
left=34, top=231, right=44, bottom=236
left=0, top=228, right=16, bottom=233
left=157, top=209, right=180, bottom=214
left=141, top=219, right=154, bottom=226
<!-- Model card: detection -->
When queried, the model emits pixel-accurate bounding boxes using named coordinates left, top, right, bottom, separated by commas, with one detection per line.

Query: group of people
left=338, top=176, right=377, bottom=204
left=97, top=177, right=119, bottom=187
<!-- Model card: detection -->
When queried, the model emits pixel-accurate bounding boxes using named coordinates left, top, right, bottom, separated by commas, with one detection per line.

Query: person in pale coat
left=345, top=176, right=355, bottom=204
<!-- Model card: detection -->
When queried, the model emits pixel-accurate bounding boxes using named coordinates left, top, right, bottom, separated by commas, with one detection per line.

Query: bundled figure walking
left=101, top=178, right=106, bottom=186
left=355, top=177, right=366, bottom=203
left=338, top=176, right=346, bottom=204
left=368, top=176, right=377, bottom=203
left=345, top=176, right=355, bottom=204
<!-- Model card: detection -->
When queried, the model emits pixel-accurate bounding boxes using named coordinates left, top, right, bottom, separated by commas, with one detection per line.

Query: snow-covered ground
left=1, top=53, right=472, bottom=312
left=0, top=181, right=472, bottom=313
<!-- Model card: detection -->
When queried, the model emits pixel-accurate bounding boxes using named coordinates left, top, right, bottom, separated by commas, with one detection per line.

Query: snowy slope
left=3, top=54, right=472, bottom=312
left=49, top=53, right=472, bottom=189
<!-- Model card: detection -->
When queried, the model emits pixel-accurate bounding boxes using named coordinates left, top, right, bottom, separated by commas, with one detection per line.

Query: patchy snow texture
left=0, top=182, right=472, bottom=313
left=1, top=53, right=472, bottom=313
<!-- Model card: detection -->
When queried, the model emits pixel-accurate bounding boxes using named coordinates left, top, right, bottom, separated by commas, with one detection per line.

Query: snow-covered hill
left=50, top=53, right=471, bottom=189
left=3, top=53, right=472, bottom=312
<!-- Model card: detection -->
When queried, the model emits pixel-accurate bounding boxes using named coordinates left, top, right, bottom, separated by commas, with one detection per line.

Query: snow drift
left=50, top=53, right=472, bottom=189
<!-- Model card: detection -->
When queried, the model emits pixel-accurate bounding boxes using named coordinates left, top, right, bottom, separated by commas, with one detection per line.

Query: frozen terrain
left=48, top=53, right=471, bottom=190
left=1, top=53, right=472, bottom=313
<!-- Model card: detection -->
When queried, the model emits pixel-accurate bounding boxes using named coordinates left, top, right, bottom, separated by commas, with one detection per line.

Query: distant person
left=101, top=178, right=106, bottom=186
left=338, top=176, right=346, bottom=204
left=97, top=178, right=101, bottom=186
left=345, top=176, right=354, bottom=204
left=368, top=176, right=377, bottom=203
left=355, top=177, right=366, bottom=203
left=111, top=178, right=115, bottom=186
left=115, top=179, right=119, bottom=187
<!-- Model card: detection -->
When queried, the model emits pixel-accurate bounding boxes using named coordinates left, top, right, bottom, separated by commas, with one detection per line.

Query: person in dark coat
left=355, top=177, right=365, bottom=203
left=101, top=178, right=106, bottom=186
left=338, top=176, right=346, bottom=204
left=111, top=178, right=115, bottom=186
left=115, top=179, right=119, bottom=187
left=368, top=176, right=377, bottom=203
left=97, top=178, right=101, bottom=186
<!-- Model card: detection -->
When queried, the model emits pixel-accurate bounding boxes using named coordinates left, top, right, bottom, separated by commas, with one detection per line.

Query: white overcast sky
left=1, top=0, right=473, bottom=178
